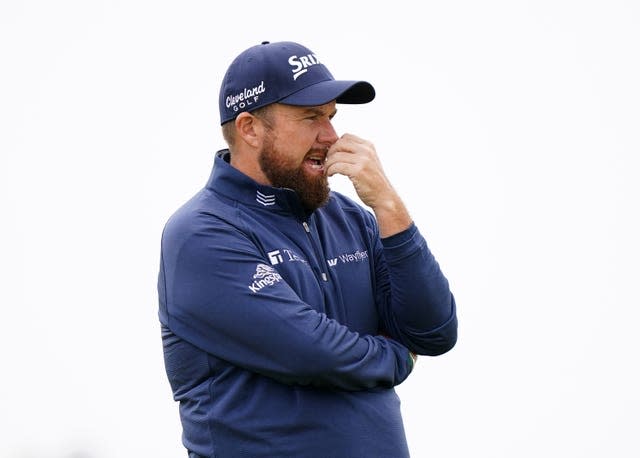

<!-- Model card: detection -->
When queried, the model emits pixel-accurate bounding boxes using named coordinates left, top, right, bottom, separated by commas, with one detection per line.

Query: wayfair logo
left=327, top=249, right=369, bottom=267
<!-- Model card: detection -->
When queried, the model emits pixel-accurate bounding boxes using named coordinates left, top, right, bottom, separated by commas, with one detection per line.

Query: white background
left=1, top=1, right=639, bottom=457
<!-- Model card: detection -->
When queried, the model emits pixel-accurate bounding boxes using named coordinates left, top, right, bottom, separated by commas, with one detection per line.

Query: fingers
left=325, top=151, right=359, bottom=177
left=324, top=133, right=392, bottom=208
left=327, top=133, right=372, bottom=156
left=325, top=159, right=361, bottom=178
left=325, top=134, right=377, bottom=177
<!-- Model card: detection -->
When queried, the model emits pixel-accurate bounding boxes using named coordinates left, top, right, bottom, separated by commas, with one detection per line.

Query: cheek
left=276, top=130, right=315, bottom=159
left=294, top=129, right=320, bottom=152
left=280, top=117, right=324, bottom=148
left=270, top=140, right=301, bottom=168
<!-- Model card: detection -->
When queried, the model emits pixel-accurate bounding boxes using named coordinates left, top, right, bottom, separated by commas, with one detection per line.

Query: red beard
left=258, top=135, right=330, bottom=211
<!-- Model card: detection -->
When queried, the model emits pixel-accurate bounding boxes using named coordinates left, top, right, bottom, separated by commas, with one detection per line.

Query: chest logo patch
left=256, top=190, right=276, bottom=206
left=248, top=263, right=282, bottom=293
left=327, top=249, right=369, bottom=267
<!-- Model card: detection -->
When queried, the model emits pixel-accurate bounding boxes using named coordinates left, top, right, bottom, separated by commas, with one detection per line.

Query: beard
left=258, top=134, right=330, bottom=212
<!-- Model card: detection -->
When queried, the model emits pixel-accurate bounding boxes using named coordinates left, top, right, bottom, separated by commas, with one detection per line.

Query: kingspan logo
left=248, top=263, right=282, bottom=293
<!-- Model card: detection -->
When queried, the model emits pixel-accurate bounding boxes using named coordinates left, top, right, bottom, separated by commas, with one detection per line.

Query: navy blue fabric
left=219, top=41, right=375, bottom=124
left=158, top=150, right=457, bottom=457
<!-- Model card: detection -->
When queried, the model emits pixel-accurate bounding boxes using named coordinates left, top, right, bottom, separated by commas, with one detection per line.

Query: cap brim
left=279, top=80, right=375, bottom=106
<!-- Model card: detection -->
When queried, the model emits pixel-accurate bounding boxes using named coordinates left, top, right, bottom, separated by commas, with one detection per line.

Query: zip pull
left=301, top=220, right=327, bottom=282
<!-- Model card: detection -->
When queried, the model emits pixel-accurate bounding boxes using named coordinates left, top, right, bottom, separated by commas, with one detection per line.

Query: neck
left=228, top=148, right=271, bottom=186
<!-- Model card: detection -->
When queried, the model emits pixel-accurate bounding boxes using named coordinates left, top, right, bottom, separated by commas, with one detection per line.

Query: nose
left=317, top=118, right=339, bottom=146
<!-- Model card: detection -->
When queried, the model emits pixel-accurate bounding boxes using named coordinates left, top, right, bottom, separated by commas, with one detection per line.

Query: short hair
left=221, top=105, right=275, bottom=149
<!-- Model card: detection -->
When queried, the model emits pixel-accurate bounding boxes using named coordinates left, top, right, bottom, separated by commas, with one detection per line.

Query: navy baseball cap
left=219, top=41, right=375, bottom=124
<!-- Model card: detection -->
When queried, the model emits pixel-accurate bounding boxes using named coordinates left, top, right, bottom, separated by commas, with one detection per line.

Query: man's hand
left=410, top=352, right=418, bottom=370
left=325, top=133, right=413, bottom=237
left=325, top=134, right=392, bottom=209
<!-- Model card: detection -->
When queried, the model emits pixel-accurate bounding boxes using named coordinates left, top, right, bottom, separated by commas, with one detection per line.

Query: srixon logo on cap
left=288, top=54, right=321, bottom=80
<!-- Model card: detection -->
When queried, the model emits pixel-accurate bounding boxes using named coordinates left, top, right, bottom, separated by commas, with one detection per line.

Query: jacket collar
left=206, top=149, right=313, bottom=218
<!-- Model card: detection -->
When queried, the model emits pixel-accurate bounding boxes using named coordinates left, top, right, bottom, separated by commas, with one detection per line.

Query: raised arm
left=325, top=134, right=458, bottom=355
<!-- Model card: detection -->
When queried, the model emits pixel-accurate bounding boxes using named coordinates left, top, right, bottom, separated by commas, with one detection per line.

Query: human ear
left=235, top=113, right=262, bottom=148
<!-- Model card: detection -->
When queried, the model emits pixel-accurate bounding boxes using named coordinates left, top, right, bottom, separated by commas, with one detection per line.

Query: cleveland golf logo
left=289, top=54, right=321, bottom=80
left=226, top=81, right=266, bottom=112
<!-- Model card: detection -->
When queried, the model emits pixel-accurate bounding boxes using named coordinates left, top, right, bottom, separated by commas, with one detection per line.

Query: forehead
left=272, top=101, right=337, bottom=118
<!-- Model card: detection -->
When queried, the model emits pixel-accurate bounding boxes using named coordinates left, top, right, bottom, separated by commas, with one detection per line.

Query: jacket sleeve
left=371, top=221, right=458, bottom=356
left=158, top=216, right=414, bottom=391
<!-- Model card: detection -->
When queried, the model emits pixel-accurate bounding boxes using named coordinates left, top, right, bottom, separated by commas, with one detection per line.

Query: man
left=158, top=41, right=457, bottom=458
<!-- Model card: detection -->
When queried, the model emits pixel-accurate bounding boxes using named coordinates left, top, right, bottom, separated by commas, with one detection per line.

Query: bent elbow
left=411, top=311, right=458, bottom=356
left=422, top=323, right=457, bottom=356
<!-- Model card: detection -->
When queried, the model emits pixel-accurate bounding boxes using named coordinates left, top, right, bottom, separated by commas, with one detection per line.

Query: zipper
left=302, top=220, right=329, bottom=282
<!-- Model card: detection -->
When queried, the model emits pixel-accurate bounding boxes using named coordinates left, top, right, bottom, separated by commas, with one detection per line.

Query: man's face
left=257, top=102, right=339, bottom=211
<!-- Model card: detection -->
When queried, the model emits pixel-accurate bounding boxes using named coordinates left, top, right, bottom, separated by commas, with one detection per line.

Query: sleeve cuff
left=380, top=222, right=418, bottom=248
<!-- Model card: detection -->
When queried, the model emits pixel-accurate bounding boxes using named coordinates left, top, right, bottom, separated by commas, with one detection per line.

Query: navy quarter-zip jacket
left=158, top=150, right=457, bottom=457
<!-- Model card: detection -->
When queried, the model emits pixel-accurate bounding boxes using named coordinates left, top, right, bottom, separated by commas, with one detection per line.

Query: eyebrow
left=301, top=107, right=338, bottom=117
